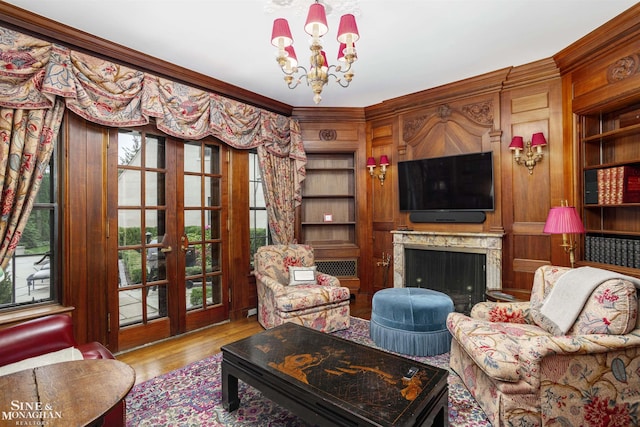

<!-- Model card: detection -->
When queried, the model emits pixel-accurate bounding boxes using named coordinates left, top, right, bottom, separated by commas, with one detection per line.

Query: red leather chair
left=0, top=314, right=126, bottom=427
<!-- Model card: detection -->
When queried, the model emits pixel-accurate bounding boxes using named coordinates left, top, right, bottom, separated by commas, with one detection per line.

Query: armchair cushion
left=275, top=282, right=349, bottom=312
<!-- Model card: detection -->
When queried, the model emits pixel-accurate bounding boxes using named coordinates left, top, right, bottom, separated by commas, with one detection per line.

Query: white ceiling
left=4, top=0, right=638, bottom=108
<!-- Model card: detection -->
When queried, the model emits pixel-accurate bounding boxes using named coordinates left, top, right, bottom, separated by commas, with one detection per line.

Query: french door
left=108, top=127, right=228, bottom=351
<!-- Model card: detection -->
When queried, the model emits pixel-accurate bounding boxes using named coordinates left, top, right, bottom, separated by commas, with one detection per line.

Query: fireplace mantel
left=392, top=230, right=504, bottom=290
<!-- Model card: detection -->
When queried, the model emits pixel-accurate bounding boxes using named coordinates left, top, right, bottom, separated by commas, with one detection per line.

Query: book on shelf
left=585, top=235, right=640, bottom=269
left=595, top=165, right=640, bottom=204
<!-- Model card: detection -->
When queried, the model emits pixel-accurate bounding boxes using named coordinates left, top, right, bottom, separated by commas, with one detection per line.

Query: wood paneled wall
left=364, top=59, right=567, bottom=293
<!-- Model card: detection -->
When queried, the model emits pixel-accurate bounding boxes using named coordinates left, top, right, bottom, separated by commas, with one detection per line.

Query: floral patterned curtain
left=0, top=25, right=305, bottom=245
left=0, top=101, right=65, bottom=269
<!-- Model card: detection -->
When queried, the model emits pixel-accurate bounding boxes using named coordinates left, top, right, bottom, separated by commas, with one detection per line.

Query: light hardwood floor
left=116, top=296, right=372, bottom=385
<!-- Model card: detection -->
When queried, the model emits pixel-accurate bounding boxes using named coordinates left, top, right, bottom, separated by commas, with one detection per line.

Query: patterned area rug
left=126, top=317, right=490, bottom=426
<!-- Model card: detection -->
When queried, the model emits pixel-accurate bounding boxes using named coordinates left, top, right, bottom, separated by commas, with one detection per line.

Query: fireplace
left=393, top=230, right=503, bottom=313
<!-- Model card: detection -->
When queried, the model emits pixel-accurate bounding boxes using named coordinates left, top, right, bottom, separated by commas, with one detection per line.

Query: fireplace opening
left=404, top=248, right=486, bottom=314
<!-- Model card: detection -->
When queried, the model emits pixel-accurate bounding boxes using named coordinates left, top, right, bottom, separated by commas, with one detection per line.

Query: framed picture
left=323, top=213, right=333, bottom=222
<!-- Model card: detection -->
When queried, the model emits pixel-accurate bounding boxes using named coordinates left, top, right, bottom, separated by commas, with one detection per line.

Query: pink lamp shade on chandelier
left=284, top=46, right=298, bottom=68
left=379, top=155, right=390, bottom=167
left=337, top=14, right=360, bottom=43
left=271, top=18, right=293, bottom=47
left=543, top=206, right=586, bottom=235
left=509, top=136, right=524, bottom=150
left=304, top=2, right=329, bottom=37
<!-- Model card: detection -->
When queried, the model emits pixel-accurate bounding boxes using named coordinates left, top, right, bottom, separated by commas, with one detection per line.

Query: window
left=0, top=147, right=58, bottom=309
left=249, top=150, right=270, bottom=266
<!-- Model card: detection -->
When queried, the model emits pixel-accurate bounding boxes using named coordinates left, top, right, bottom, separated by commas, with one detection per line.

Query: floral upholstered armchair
left=447, top=265, right=640, bottom=426
left=253, top=244, right=351, bottom=333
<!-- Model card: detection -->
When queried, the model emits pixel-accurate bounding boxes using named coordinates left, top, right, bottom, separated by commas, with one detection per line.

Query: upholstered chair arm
left=253, top=271, right=287, bottom=295
left=316, top=272, right=341, bottom=287
left=515, top=329, right=640, bottom=390
left=471, top=301, right=533, bottom=324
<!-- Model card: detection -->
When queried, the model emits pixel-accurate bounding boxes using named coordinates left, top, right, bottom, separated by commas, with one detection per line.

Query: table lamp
left=543, top=201, right=586, bottom=268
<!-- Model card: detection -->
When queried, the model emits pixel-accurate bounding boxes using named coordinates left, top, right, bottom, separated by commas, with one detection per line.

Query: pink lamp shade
left=271, top=18, right=293, bottom=47
left=337, top=14, right=360, bottom=43
left=304, top=2, right=328, bottom=37
left=379, top=155, right=390, bottom=166
left=543, top=206, right=586, bottom=234
left=337, top=42, right=357, bottom=62
left=284, top=46, right=298, bottom=68
left=337, top=42, right=346, bottom=62
left=366, top=157, right=376, bottom=167
left=531, top=132, right=548, bottom=148
left=509, top=136, right=524, bottom=150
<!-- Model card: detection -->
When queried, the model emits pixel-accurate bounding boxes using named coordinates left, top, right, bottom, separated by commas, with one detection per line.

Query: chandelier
left=270, top=0, right=360, bottom=104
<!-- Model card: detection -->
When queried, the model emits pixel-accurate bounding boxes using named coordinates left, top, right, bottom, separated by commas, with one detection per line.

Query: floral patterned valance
left=0, top=26, right=305, bottom=161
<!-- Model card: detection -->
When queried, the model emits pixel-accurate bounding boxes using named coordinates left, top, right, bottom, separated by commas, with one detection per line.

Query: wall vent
left=315, top=259, right=358, bottom=277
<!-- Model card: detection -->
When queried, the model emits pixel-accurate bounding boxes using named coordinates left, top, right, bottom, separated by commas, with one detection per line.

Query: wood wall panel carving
left=401, top=102, right=496, bottom=161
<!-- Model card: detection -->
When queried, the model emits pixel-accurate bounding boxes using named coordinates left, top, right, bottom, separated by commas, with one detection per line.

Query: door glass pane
left=118, top=249, right=143, bottom=287
left=145, top=135, right=165, bottom=168
left=207, top=275, right=222, bottom=306
left=184, top=175, right=201, bottom=207
left=119, top=288, right=142, bottom=326
left=118, top=210, right=142, bottom=246
left=145, top=172, right=165, bottom=206
left=118, top=131, right=142, bottom=167
left=184, top=143, right=201, bottom=173
left=206, top=176, right=221, bottom=207
left=209, top=210, right=220, bottom=240
left=206, top=145, right=220, bottom=174
left=118, top=170, right=141, bottom=205
left=185, top=210, right=202, bottom=241
left=150, top=284, right=168, bottom=319
left=206, top=243, right=221, bottom=273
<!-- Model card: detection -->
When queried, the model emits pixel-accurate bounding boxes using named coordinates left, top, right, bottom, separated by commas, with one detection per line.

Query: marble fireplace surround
left=392, top=230, right=504, bottom=290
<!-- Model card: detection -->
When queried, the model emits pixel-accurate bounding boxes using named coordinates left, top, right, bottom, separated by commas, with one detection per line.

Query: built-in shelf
left=301, top=152, right=356, bottom=246
left=580, top=103, right=640, bottom=273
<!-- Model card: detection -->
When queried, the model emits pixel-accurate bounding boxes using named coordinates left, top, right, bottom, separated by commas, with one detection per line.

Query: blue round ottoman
left=370, top=288, right=454, bottom=356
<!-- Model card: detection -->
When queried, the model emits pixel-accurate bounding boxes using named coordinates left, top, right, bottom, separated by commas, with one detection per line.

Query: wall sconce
left=509, top=132, right=547, bottom=175
left=543, top=200, right=586, bottom=268
left=367, top=155, right=389, bottom=186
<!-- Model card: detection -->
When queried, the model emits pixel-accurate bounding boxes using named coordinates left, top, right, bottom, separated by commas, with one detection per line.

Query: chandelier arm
left=330, top=74, right=351, bottom=88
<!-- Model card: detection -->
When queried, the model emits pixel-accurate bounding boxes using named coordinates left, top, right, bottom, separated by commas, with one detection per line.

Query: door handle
left=181, top=235, right=190, bottom=252
left=160, top=246, right=173, bottom=253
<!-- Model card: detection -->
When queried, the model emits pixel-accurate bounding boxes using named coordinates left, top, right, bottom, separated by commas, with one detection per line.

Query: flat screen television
left=398, top=151, right=494, bottom=212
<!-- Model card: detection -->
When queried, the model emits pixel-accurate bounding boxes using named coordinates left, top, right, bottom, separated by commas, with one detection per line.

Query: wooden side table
left=485, top=288, right=531, bottom=303
left=0, top=359, right=135, bottom=427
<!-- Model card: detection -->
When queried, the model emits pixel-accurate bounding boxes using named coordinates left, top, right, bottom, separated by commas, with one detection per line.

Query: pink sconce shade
left=379, top=155, right=390, bottom=166
left=304, top=2, right=328, bottom=37
left=366, top=157, right=376, bottom=167
left=337, top=14, right=360, bottom=43
left=271, top=18, right=293, bottom=47
left=543, top=206, right=586, bottom=234
left=284, top=46, right=298, bottom=68
left=531, top=132, right=548, bottom=148
left=509, top=136, right=524, bottom=150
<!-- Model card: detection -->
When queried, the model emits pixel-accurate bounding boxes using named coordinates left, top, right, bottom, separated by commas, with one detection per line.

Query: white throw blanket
left=540, top=266, right=640, bottom=335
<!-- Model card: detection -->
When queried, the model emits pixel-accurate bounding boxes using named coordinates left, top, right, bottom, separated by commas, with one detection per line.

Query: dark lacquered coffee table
left=222, top=322, right=449, bottom=426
